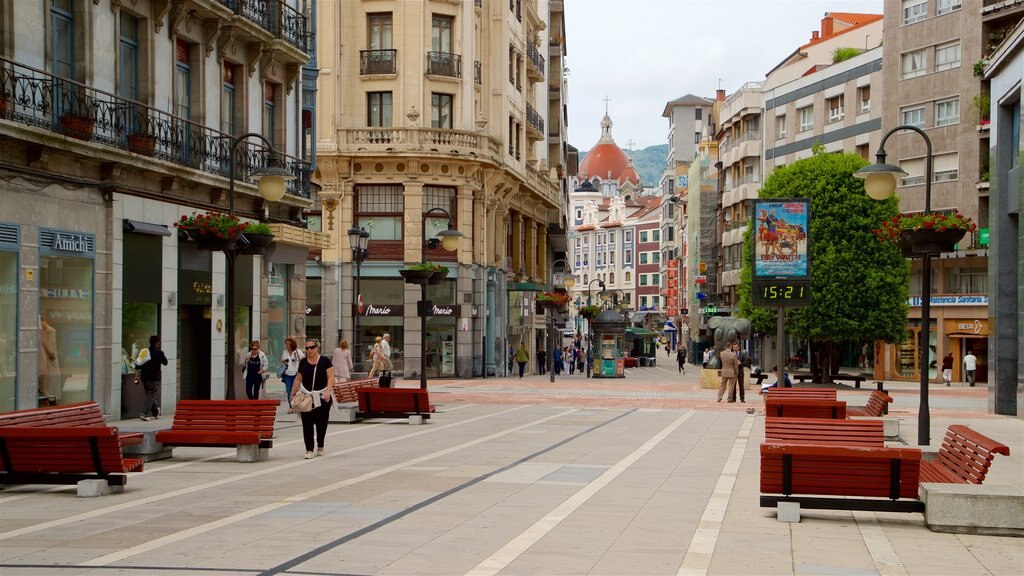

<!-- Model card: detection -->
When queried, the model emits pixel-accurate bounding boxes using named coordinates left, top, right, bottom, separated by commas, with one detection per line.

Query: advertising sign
left=753, top=199, right=810, bottom=279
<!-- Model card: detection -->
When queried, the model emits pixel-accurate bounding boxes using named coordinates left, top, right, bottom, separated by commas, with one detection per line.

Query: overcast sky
left=564, top=0, right=884, bottom=150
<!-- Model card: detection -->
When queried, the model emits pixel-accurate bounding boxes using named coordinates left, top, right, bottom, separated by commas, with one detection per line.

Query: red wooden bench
left=764, top=417, right=885, bottom=447
left=760, top=442, right=925, bottom=514
left=0, top=427, right=143, bottom=491
left=624, top=357, right=639, bottom=368
left=0, top=401, right=143, bottom=447
left=357, top=388, right=435, bottom=420
left=764, top=388, right=837, bottom=401
left=156, top=400, right=278, bottom=462
left=920, top=425, right=1010, bottom=484
left=765, top=398, right=847, bottom=419
left=332, top=378, right=379, bottom=404
left=847, top=390, right=893, bottom=417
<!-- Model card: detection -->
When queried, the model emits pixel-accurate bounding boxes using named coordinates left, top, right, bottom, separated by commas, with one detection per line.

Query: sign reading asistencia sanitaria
left=908, top=295, right=989, bottom=307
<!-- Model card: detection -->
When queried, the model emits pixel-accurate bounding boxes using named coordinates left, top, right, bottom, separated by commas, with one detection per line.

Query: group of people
left=714, top=342, right=752, bottom=403
left=941, top=350, right=978, bottom=387
left=507, top=338, right=589, bottom=378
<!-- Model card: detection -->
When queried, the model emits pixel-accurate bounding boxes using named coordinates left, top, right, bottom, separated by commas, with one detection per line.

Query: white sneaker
left=139, top=415, right=152, bottom=421
left=304, top=451, right=313, bottom=460
left=316, top=448, right=324, bottom=457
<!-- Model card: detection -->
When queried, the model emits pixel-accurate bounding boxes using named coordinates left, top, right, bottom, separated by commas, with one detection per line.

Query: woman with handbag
left=280, top=338, right=301, bottom=412
left=367, top=335, right=385, bottom=377
left=290, top=339, right=335, bottom=459
left=242, top=340, right=268, bottom=400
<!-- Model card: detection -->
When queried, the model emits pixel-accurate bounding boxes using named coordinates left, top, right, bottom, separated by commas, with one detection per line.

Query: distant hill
left=578, top=144, right=668, bottom=188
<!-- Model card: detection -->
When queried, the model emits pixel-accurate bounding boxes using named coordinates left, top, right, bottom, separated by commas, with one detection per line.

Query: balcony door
left=51, top=0, right=75, bottom=118
left=431, top=15, right=452, bottom=54
left=366, top=13, right=395, bottom=74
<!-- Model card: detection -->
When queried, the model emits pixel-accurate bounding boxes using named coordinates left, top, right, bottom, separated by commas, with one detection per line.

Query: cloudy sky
left=564, top=0, right=884, bottom=150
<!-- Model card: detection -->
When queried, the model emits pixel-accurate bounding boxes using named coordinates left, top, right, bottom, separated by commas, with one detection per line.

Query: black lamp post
left=347, top=226, right=370, bottom=370
left=224, top=133, right=294, bottom=400
left=548, top=259, right=575, bottom=382
left=585, top=279, right=606, bottom=377
left=854, top=124, right=934, bottom=446
left=418, top=208, right=464, bottom=389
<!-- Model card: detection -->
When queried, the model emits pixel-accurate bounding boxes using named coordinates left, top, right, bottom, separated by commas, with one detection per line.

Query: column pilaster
left=405, top=182, right=425, bottom=263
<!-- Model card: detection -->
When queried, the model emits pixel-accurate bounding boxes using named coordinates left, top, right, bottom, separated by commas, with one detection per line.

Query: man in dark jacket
left=136, top=335, right=168, bottom=421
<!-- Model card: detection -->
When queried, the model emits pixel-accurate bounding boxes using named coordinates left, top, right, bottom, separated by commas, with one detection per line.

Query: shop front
left=424, top=279, right=458, bottom=378
left=880, top=295, right=988, bottom=383
left=0, top=224, right=18, bottom=412
left=353, top=277, right=406, bottom=375
left=944, top=318, right=989, bottom=383
left=177, top=244, right=213, bottom=400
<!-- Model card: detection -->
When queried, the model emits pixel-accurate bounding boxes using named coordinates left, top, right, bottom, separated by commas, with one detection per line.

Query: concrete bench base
left=881, top=417, right=900, bottom=439
left=77, top=479, right=124, bottom=497
left=330, top=404, right=359, bottom=423
left=120, top=429, right=173, bottom=462
left=920, top=483, right=1024, bottom=537
left=236, top=445, right=269, bottom=463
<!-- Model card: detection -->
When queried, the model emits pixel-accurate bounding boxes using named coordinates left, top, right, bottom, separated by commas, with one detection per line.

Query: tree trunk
left=813, top=340, right=836, bottom=384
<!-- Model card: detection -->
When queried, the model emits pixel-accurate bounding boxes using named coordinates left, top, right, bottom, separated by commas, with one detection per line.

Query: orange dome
left=578, top=113, right=640, bottom=186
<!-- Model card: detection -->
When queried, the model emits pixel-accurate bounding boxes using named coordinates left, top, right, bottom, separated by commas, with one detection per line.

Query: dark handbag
left=377, top=370, right=392, bottom=388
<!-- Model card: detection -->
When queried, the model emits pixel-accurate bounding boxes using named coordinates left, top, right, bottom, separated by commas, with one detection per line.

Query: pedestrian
left=759, top=365, right=792, bottom=394
left=576, top=348, right=585, bottom=374
left=381, top=333, right=392, bottom=368
left=537, top=348, right=546, bottom=375
left=507, top=343, right=515, bottom=376
left=567, top=346, right=576, bottom=375
left=941, top=352, right=954, bottom=386
left=281, top=338, right=301, bottom=409
left=717, top=346, right=739, bottom=403
left=242, top=340, right=268, bottom=400
left=553, top=346, right=562, bottom=375
left=676, top=347, right=686, bottom=374
left=963, top=349, right=977, bottom=387
left=332, top=339, right=353, bottom=383
left=730, top=343, right=747, bottom=403
left=702, top=347, right=712, bottom=369
left=290, top=339, right=334, bottom=459
left=515, top=342, right=530, bottom=378
left=135, top=335, right=167, bottom=421
left=666, top=342, right=671, bottom=358
left=368, top=336, right=385, bottom=377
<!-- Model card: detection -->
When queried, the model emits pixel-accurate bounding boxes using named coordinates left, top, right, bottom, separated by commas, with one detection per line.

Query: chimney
left=811, top=30, right=819, bottom=42
left=821, top=14, right=834, bottom=38
left=716, top=89, right=726, bottom=102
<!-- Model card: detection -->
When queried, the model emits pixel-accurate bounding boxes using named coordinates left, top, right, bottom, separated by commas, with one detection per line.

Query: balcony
left=526, top=103, right=544, bottom=140
left=337, top=127, right=502, bottom=159
left=222, top=0, right=309, bottom=53
left=526, top=43, right=545, bottom=83
left=426, top=52, right=462, bottom=78
left=0, top=57, right=310, bottom=197
left=360, top=49, right=397, bottom=75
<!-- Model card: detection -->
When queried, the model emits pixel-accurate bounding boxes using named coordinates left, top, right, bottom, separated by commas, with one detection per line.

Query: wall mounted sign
left=353, top=304, right=406, bottom=317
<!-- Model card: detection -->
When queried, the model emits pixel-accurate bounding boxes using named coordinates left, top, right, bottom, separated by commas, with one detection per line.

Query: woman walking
left=281, top=338, right=301, bottom=410
left=332, top=340, right=353, bottom=383
left=368, top=335, right=385, bottom=377
left=290, top=339, right=334, bottom=459
left=242, top=340, right=268, bottom=400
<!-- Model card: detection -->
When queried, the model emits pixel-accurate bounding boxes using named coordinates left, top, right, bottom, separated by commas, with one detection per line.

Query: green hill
left=579, top=144, right=668, bottom=188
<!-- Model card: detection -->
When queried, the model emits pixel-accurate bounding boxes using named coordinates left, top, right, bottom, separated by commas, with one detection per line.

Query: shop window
left=39, top=240, right=95, bottom=406
left=267, top=263, right=291, bottom=371
left=356, top=184, right=404, bottom=240
left=0, top=245, right=16, bottom=412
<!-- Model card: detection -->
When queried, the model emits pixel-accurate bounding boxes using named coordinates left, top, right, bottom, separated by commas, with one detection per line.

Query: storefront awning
left=123, top=219, right=171, bottom=236
left=663, top=320, right=677, bottom=332
left=625, top=326, right=658, bottom=338
left=508, top=281, right=548, bottom=292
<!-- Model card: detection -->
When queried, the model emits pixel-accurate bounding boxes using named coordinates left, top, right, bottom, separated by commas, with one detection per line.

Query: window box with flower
left=400, top=262, right=449, bottom=284
left=173, top=211, right=246, bottom=251
left=536, top=291, right=571, bottom=314
left=874, top=210, right=976, bottom=255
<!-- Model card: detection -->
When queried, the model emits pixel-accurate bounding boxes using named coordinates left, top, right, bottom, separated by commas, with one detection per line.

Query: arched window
left=609, top=272, right=615, bottom=284
left=583, top=273, right=589, bottom=284
left=625, top=271, right=632, bottom=283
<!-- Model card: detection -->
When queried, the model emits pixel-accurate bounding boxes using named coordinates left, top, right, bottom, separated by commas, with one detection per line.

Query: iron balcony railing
left=526, top=103, right=545, bottom=135
left=220, top=0, right=308, bottom=53
left=0, top=57, right=310, bottom=198
left=526, top=43, right=545, bottom=76
left=360, top=49, right=397, bottom=74
left=426, top=52, right=462, bottom=78
left=474, top=60, right=482, bottom=85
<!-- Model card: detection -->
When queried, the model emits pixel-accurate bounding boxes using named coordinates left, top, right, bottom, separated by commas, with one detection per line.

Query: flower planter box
left=127, top=134, right=156, bottom=157
left=59, top=115, right=95, bottom=140
left=183, top=228, right=240, bottom=252
left=427, top=269, right=449, bottom=285
left=399, top=269, right=434, bottom=285
left=901, top=228, right=966, bottom=254
left=239, top=232, right=274, bottom=255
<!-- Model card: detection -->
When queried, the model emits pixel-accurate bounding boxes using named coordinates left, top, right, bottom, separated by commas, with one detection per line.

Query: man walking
left=135, top=335, right=168, bottom=421
left=676, top=346, right=686, bottom=374
left=941, top=352, right=954, bottom=386
left=537, top=348, right=546, bottom=375
left=717, top=346, right=739, bottom=403
left=515, top=342, right=530, bottom=378
left=963, top=349, right=977, bottom=387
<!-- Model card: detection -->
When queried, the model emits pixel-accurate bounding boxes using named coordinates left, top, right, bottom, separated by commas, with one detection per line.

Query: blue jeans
left=282, top=373, right=296, bottom=405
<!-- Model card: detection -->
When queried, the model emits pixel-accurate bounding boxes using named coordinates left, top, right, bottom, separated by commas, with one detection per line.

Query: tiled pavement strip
left=0, top=365, right=1020, bottom=575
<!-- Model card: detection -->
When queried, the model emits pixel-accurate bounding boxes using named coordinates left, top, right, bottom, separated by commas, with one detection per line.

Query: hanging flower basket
left=174, top=211, right=245, bottom=252
left=901, top=228, right=966, bottom=254
left=427, top=269, right=449, bottom=284
left=874, top=211, right=975, bottom=255
left=578, top=305, right=602, bottom=319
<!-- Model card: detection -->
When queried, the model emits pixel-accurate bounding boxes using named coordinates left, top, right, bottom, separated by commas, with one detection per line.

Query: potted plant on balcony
left=400, top=262, right=443, bottom=285
left=874, top=211, right=976, bottom=255
left=58, top=92, right=97, bottom=141
left=173, top=211, right=245, bottom=252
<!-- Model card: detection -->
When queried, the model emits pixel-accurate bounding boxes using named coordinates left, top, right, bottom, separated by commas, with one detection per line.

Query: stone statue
left=706, top=316, right=752, bottom=369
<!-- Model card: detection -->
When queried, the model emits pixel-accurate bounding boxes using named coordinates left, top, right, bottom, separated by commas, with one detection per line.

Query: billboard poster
left=753, top=199, right=810, bottom=279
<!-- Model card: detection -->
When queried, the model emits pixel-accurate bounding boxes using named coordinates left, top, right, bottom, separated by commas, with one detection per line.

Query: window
left=263, top=82, right=276, bottom=147
left=639, top=231, right=648, bottom=243
left=424, top=186, right=457, bottom=241
left=640, top=296, right=648, bottom=307
left=41, top=247, right=95, bottom=407
left=827, top=95, right=844, bottom=122
left=608, top=231, right=615, bottom=243
left=119, top=12, right=139, bottom=102
left=946, top=267, right=986, bottom=293
left=624, top=251, right=632, bottom=266
left=776, top=114, right=787, bottom=138
left=609, top=249, right=615, bottom=264
left=575, top=208, right=582, bottom=220
left=640, top=275, right=648, bottom=286
left=652, top=296, right=660, bottom=309
left=858, top=86, right=871, bottom=113
left=639, top=253, right=648, bottom=264
left=367, top=92, right=393, bottom=127
left=694, top=132, right=701, bottom=143
left=0, top=249, right=15, bottom=411
left=625, top=271, right=631, bottom=283
left=221, top=63, right=237, bottom=135
left=652, top=252, right=660, bottom=264
left=902, top=49, right=927, bottom=79
left=368, top=13, right=393, bottom=49
left=937, top=0, right=962, bottom=15
left=652, top=230, right=660, bottom=241
left=652, top=273, right=660, bottom=285
left=51, top=0, right=74, bottom=80
left=695, top=108, right=703, bottom=120
left=935, top=98, right=959, bottom=127
left=935, top=42, right=961, bottom=72
left=798, top=106, right=813, bottom=131
left=902, top=0, right=927, bottom=24
left=431, top=93, right=452, bottom=129
left=174, top=41, right=191, bottom=120
left=933, top=152, right=959, bottom=182
left=901, top=106, right=925, bottom=128
left=899, top=158, right=925, bottom=186
left=515, top=53, right=522, bottom=92
left=431, top=15, right=452, bottom=53
left=508, top=45, right=515, bottom=84
left=356, top=184, right=404, bottom=240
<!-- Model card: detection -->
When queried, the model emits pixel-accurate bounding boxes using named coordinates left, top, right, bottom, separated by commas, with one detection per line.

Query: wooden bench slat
left=760, top=442, right=922, bottom=501
left=765, top=399, right=848, bottom=419
left=157, top=400, right=278, bottom=451
left=765, top=418, right=885, bottom=447
left=0, top=401, right=142, bottom=449
left=0, top=426, right=143, bottom=484
left=848, top=390, right=893, bottom=417
left=918, top=425, right=1010, bottom=484
left=764, top=388, right=837, bottom=400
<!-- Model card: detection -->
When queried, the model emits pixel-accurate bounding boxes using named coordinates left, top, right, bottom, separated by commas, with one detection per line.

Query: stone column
left=523, top=216, right=535, bottom=279
left=538, top=222, right=548, bottom=281
left=457, top=185, right=475, bottom=266
left=511, top=210, right=522, bottom=274
left=405, top=182, right=425, bottom=263
left=493, top=205, right=508, bottom=271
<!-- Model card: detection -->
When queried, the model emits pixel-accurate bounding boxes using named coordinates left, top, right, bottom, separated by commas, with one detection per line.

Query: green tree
left=737, top=149, right=909, bottom=381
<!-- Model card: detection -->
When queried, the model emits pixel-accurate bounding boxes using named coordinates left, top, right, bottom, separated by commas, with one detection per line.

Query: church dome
left=578, top=114, right=640, bottom=186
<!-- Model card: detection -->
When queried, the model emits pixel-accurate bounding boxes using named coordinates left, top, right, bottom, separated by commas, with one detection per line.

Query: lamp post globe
left=437, top=228, right=463, bottom=251
left=564, top=275, right=576, bottom=288
left=854, top=161, right=905, bottom=201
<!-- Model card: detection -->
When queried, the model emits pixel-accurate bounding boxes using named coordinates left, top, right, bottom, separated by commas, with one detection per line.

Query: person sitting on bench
left=760, top=366, right=793, bottom=394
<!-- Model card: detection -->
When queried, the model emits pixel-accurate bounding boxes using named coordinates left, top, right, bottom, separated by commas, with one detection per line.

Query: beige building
left=314, top=0, right=568, bottom=378
left=0, top=0, right=319, bottom=415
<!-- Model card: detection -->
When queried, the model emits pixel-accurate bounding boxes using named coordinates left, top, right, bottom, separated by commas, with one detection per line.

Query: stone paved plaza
left=0, top=366, right=1021, bottom=575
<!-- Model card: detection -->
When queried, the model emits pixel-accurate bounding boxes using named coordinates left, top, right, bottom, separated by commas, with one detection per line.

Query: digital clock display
left=752, top=281, right=811, bottom=307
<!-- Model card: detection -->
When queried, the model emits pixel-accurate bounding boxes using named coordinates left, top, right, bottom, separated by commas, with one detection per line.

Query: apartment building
left=682, top=138, right=719, bottom=360
left=881, top=0, right=993, bottom=384
left=0, top=0, right=318, bottom=415
left=314, top=0, right=568, bottom=379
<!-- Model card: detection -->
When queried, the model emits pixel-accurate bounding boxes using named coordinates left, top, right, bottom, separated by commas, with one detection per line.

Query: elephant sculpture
left=706, top=316, right=752, bottom=369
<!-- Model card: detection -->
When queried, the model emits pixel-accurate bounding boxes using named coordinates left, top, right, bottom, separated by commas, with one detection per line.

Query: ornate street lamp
left=225, top=133, right=295, bottom=399
left=854, top=124, right=934, bottom=446
left=416, top=208, right=464, bottom=389
left=347, top=226, right=370, bottom=371
left=548, top=259, right=574, bottom=382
